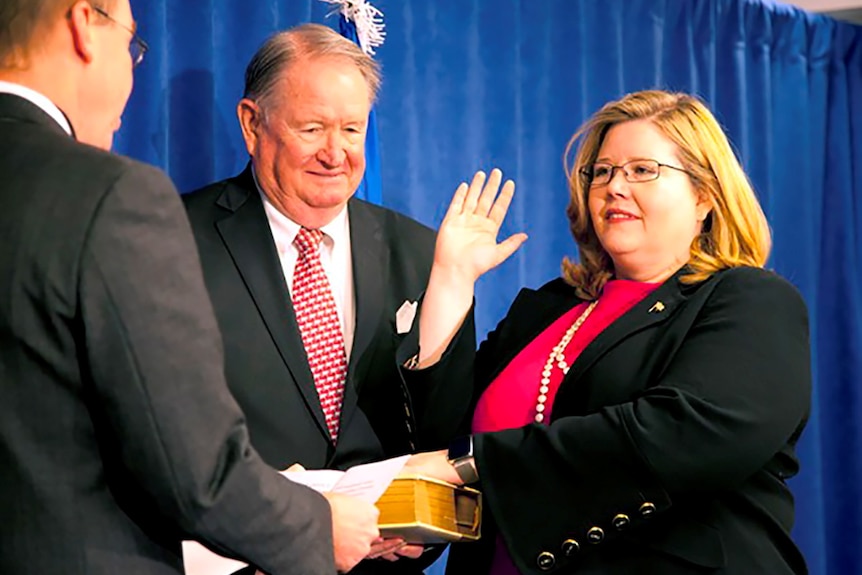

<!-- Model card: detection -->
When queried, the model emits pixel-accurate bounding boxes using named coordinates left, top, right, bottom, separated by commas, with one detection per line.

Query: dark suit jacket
left=406, top=266, right=811, bottom=575
left=183, top=168, right=469, bottom=574
left=0, top=94, right=334, bottom=575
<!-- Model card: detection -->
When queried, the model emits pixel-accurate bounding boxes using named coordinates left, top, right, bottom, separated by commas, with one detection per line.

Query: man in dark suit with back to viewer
left=0, top=1, right=379, bottom=573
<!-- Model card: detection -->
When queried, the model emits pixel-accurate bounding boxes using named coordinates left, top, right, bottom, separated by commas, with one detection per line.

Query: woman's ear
left=695, top=189, right=713, bottom=223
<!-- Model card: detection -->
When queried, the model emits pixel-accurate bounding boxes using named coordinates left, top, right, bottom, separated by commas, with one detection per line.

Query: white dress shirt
left=257, top=179, right=356, bottom=360
left=0, top=81, right=73, bottom=136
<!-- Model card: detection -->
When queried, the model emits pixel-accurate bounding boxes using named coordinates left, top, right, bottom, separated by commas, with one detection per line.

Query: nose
left=317, top=132, right=347, bottom=167
left=605, top=166, right=630, bottom=197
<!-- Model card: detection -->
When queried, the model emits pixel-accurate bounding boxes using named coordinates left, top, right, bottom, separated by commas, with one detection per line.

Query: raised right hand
left=433, top=168, right=527, bottom=285
left=414, top=169, right=527, bottom=368
left=323, top=491, right=380, bottom=573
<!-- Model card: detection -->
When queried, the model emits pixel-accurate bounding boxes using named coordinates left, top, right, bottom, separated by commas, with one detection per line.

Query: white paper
left=279, top=469, right=343, bottom=494
left=182, top=455, right=410, bottom=575
left=181, top=541, right=247, bottom=575
left=283, top=454, right=409, bottom=503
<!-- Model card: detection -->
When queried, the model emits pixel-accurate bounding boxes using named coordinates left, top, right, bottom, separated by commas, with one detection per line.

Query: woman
left=400, top=90, right=811, bottom=574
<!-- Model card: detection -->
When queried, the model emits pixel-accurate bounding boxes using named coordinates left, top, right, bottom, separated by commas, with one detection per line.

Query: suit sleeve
left=474, top=269, right=811, bottom=571
left=78, top=162, right=335, bottom=575
left=396, top=297, right=478, bottom=450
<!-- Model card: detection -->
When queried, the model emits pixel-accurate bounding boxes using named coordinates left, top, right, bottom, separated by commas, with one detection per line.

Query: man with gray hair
left=0, top=2, right=380, bottom=573
left=184, top=23, right=470, bottom=573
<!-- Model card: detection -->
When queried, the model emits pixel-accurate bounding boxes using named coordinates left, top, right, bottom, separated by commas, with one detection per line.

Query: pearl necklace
left=535, top=300, right=598, bottom=423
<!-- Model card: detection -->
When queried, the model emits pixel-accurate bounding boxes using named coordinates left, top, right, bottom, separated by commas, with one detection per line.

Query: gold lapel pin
left=648, top=301, right=666, bottom=313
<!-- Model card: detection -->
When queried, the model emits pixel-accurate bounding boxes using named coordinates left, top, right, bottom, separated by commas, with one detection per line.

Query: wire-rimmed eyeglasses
left=92, top=5, right=149, bottom=68
left=579, top=159, right=691, bottom=187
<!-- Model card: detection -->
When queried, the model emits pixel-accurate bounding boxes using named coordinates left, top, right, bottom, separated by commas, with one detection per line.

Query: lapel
left=338, top=200, right=388, bottom=429
left=478, top=283, right=580, bottom=391
left=213, top=166, right=330, bottom=439
left=483, top=272, right=689, bottom=398
left=564, top=271, right=688, bottom=386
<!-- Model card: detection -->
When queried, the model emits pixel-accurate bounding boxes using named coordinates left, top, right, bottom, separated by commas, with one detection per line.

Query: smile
left=605, top=210, right=639, bottom=220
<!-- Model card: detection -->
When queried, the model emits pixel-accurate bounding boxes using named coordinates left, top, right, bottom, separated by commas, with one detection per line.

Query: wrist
left=447, top=435, right=479, bottom=484
left=428, top=262, right=477, bottom=291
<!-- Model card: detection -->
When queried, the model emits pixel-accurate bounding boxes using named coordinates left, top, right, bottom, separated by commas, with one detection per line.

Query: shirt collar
left=253, top=166, right=350, bottom=249
left=0, top=81, right=73, bottom=136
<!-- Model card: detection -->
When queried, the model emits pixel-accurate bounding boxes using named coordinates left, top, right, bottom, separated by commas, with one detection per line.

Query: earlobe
left=67, top=1, right=97, bottom=64
left=695, top=191, right=713, bottom=222
left=237, top=99, right=260, bottom=156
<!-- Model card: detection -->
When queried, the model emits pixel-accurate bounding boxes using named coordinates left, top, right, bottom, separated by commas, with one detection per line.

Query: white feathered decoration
left=320, top=0, right=386, bottom=55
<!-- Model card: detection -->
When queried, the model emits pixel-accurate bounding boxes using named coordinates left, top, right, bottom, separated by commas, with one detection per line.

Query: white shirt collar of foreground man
left=0, top=80, right=73, bottom=136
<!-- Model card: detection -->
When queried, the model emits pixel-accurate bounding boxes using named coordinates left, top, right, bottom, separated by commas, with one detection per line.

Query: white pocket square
left=395, top=300, right=418, bottom=334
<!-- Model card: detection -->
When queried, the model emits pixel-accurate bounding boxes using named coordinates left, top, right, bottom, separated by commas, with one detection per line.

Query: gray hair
left=243, top=23, right=381, bottom=109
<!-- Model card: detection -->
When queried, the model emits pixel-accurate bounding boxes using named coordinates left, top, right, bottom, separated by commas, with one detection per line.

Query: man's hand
left=323, top=492, right=380, bottom=573
left=367, top=537, right=425, bottom=561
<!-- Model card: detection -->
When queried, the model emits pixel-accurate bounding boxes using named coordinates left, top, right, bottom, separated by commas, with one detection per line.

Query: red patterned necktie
left=292, top=227, right=347, bottom=442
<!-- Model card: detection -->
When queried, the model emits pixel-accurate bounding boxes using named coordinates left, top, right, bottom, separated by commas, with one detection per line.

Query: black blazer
left=0, top=94, right=334, bottom=575
left=183, top=168, right=468, bottom=574
left=409, top=266, right=810, bottom=575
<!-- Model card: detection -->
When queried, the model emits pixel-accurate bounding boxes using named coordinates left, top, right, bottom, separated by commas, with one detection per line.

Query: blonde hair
left=563, top=89, right=771, bottom=300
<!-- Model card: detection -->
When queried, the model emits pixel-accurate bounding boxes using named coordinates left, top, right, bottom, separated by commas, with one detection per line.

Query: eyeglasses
left=579, top=159, right=691, bottom=187
left=92, top=5, right=149, bottom=68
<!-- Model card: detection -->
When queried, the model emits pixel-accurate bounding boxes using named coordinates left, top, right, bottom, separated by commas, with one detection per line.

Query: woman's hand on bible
left=400, top=450, right=463, bottom=486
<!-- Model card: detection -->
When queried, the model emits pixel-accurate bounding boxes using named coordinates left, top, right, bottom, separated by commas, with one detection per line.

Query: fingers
left=495, top=233, right=529, bottom=267
left=454, top=168, right=515, bottom=219
left=367, top=538, right=406, bottom=560
left=461, top=170, right=487, bottom=214
left=368, top=541, right=424, bottom=562
left=474, top=168, right=503, bottom=217
left=326, top=492, right=381, bottom=572
left=403, top=450, right=461, bottom=485
left=444, top=182, right=469, bottom=219
left=487, top=178, right=516, bottom=225
left=395, top=544, right=425, bottom=559
left=446, top=168, right=515, bottom=220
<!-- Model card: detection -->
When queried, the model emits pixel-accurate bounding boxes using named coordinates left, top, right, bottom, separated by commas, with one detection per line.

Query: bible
left=377, top=475, right=482, bottom=544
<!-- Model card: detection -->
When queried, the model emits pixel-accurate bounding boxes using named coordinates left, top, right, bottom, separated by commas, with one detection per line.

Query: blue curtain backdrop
left=335, top=13, right=383, bottom=205
left=115, top=1, right=862, bottom=574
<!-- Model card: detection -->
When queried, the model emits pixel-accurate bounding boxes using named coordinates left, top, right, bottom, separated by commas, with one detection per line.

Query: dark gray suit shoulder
left=182, top=176, right=232, bottom=209
left=351, top=198, right=435, bottom=234
left=19, top=123, right=167, bottom=197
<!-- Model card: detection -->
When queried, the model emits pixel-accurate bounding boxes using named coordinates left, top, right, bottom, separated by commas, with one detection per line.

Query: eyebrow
left=594, top=156, right=658, bottom=163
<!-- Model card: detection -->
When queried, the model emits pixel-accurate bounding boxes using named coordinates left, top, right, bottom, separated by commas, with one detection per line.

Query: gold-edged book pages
left=377, top=475, right=482, bottom=544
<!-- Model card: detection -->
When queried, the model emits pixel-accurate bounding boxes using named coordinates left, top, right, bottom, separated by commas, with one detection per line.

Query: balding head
left=243, top=23, right=381, bottom=111
left=0, top=0, right=117, bottom=69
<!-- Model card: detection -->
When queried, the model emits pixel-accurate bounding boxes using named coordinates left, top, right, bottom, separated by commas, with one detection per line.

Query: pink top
left=472, top=279, right=660, bottom=575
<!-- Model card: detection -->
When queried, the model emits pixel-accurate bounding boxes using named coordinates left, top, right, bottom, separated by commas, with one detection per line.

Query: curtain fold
left=115, top=1, right=862, bottom=573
